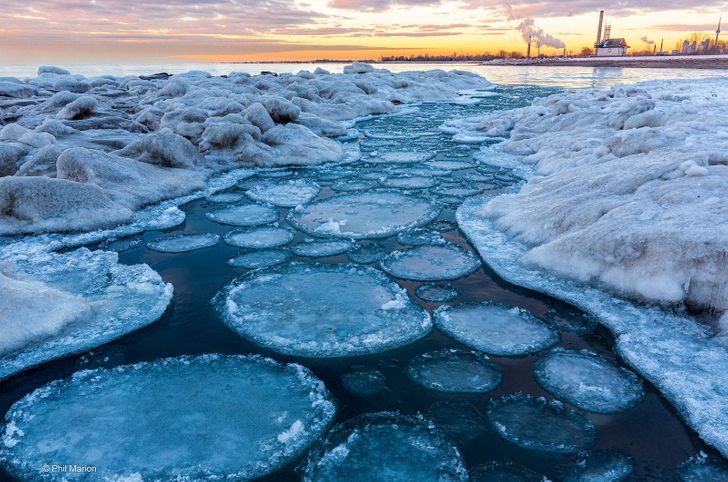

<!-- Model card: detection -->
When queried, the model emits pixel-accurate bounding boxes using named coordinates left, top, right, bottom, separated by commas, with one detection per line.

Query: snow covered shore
left=0, top=63, right=490, bottom=236
left=448, top=77, right=728, bottom=455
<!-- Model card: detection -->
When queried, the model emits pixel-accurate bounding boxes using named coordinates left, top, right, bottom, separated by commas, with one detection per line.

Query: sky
left=0, top=0, right=726, bottom=64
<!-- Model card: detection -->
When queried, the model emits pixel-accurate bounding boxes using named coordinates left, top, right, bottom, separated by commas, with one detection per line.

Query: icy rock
left=297, top=112, right=348, bottom=138
left=243, top=102, right=275, bottom=132
left=534, top=349, right=644, bottom=414
left=415, top=284, right=459, bottom=302
left=435, top=303, right=558, bottom=356
left=470, top=461, right=544, bottom=482
left=302, top=412, right=467, bottom=482
left=0, top=248, right=171, bottom=380
left=113, top=129, right=201, bottom=169
left=380, top=244, right=481, bottom=281
left=57, top=94, right=97, bottom=120
left=246, top=123, right=344, bottom=167
left=217, top=263, right=431, bottom=357
left=407, top=349, right=502, bottom=393
left=289, top=191, right=440, bottom=239
left=227, top=249, right=291, bottom=269
left=0, top=177, right=133, bottom=235
left=0, top=355, right=335, bottom=480
left=147, top=233, right=220, bottom=253
left=224, top=227, right=294, bottom=249
left=263, top=96, right=301, bottom=123
left=564, top=450, right=635, bottom=482
left=206, top=203, right=279, bottom=226
left=292, top=239, right=353, bottom=257
left=0, top=80, right=36, bottom=98
left=246, top=179, right=321, bottom=207
left=341, top=370, right=386, bottom=396
left=0, top=123, right=28, bottom=141
left=343, top=62, right=376, bottom=74
left=38, top=65, right=71, bottom=75
left=487, top=394, right=597, bottom=454
left=0, top=144, right=26, bottom=176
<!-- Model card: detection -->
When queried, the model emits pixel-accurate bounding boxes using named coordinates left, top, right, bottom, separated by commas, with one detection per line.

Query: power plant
left=594, top=10, right=629, bottom=56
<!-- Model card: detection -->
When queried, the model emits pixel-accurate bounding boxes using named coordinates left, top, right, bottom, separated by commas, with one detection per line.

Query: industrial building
left=594, top=11, right=629, bottom=56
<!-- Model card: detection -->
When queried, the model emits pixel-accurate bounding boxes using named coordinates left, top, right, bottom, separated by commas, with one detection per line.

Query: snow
left=227, top=249, right=291, bottom=269
left=217, top=263, right=431, bottom=357
left=302, top=412, right=467, bottom=482
left=147, top=233, right=220, bottom=253
left=206, top=203, right=279, bottom=226
left=534, top=349, right=644, bottom=414
left=0, top=355, right=335, bottom=480
left=380, top=244, right=481, bottom=281
left=406, top=348, right=502, bottom=393
left=415, top=284, right=459, bottom=302
left=223, top=226, right=294, bottom=249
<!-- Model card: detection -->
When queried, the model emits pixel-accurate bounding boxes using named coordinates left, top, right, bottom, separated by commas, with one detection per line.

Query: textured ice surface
left=679, top=452, right=728, bottom=482
left=470, top=461, right=544, bottom=482
left=564, top=450, right=635, bottom=482
left=396, top=228, right=446, bottom=246
left=289, top=191, right=440, bottom=239
left=427, top=160, right=474, bottom=170
left=218, top=263, right=431, bottom=357
left=227, top=249, right=291, bottom=269
left=291, top=239, right=353, bottom=257
left=407, top=349, right=502, bottom=393
left=487, top=394, right=597, bottom=454
left=207, top=191, right=245, bottom=203
left=433, top=184, right=484, bottom=198
left=0, top=248, right=172, bottom=381
left=147, top=233, right=220, bottom=253
left=347, top=242, right=389, bottom=264
left=380, top=176, right=438, bottom=189
left=534, top=349, right=644, bottom=414
left=428, top=400, right=489, bottom=442
left=331, top=179, right=378, bottom=192
left=342, top=370, right=386, bottom=397
left=380, top=244, right=481, bottom=281
left=369, top=151, right=435, bottom=164
left=0, top=355, right=335, bottom=481
left=458, top=198, right=728, bottom=456
left=98, top=236, right=143, bottom=252
left=206, top=203, right=279, bottom=226
left=224, top=227, right=294, bottom=249
left=416, top=284, right=459, bottom=302
left=302, top=413, right=467, bottom=482
left=246, top=179, right=321, bottom=207
left=435, top=303, right=558, bottom=356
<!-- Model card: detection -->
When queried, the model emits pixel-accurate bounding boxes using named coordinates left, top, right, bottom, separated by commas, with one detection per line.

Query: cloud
left=329, top=0, right=441, bottom=12
left=650, top=23, right=721, bottom=31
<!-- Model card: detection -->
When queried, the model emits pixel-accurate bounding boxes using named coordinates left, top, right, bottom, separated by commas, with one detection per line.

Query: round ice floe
left=218, top=263, right=431, bottom=357
left=288, top=191, right=440, bottom=239
left=416, top=284, right=459, bottom=302
left=407, top=349, right=502, bottom=393
left=679, top=453, right=728, bottom=482
left=380, top=176, right=438, bottom=189
left=292, top=239, right=353, bottom=257
left=347, top=242, right=389, bottom=264
left=206, top=203, right=279, bottom=226
left=342, top=370, right=386, bottom=396
left=207, top=191, right=245, bottom=203
left=331, top=179, right=378, bottom=192
left=427, top=160, right=474, bottom=170
left=487, top=394, right=597, bottom=454
left=435, top=303, right=558, bottom=356
left=428, top=400, right=489, bottom=442
left=246, top=179, right=321, bottom=207
left=470, top=461, right=543, bottom=482
left=0, top=355, right=335, bottom=481
left=369, top=151, right=435, bottom=164
left=224, top=227, right=294, bottom=249
left=147, top=233, right=220, bottom=253
left=380, top=244, right=481, bottom=281
left=396, top=228, right=445, bottom=246
left=564, top=450, right=634, bottom=482
left=534, top=349, right=644, bottom=414
left=314, top=168, right=357, bottom=182
left=302, top=413, right=467, bottom=482
left=433, top=184, right=483, bottom=198
left=227, top=249, right=291, bottom=269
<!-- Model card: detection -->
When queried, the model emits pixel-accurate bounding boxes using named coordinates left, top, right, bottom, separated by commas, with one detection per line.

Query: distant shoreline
left=483, top=56, right=728, bottom=69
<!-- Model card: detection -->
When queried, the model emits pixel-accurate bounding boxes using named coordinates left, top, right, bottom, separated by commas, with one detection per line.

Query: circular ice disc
left=427, top=160, right=474, bottom=170
left=380, top=176, right=438, bottom=190
left=407, top=349, right=502, bottom=393
left=435, top=303, right=558, bottom=356
left=0, top=355, right=335, bottom=481
left=303, top=413, right=467, bottom=482
left=224, top=227, right=294, bottom=249
left=206, top=203, right=279, bottom=227
left=380, top=244, right=481, bottom=281
left=288, top=191, right=440, bottom=239
left=218, top=263, right=431, bottom=357
left=534, top=349, right=644, bottom=414
left=246, top=179, right=321, bottom=207
left=369, top=151, right=435, bottom=164
left=331, top=179, right=378, bottom=192
left=292, top=240, right=353, bottom=257
left=147, top=233, right=220, bottom=253
left=416, top=284, right=459, bottom=302
left=564, top=450, right=635, bottom=482
left=487, top=394, right=597, bottom=454
left=227, top=249, right=291, bottom=269
left=207, top=192, right=245, bottom=203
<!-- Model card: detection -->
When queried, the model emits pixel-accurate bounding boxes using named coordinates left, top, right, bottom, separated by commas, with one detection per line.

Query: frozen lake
left=1, top=83, right=722, bottom=481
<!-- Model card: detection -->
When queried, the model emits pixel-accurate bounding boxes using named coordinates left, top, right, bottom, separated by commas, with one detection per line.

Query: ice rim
left=457, top=195, right=728, bottom=457
left=0, top=354, right=337, bottom=481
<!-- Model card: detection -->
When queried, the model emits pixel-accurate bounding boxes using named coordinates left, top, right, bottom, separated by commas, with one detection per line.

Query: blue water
left=0, top=86, right=720, bottom=480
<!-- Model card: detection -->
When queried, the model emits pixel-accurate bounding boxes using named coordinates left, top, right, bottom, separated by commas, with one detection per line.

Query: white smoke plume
left=641, top=36, right=655, bottom=45
left=517, top=17, right=565, bottom=49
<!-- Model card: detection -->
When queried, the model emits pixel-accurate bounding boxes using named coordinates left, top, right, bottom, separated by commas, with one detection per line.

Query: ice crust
left=1, top=64, right=490, bottom=235
left=380, top=244, right=481, bottom=281
left=217, top=263, right=432, bottom=357
left=0, top=355, right=336, bottom=481
left=406, top=348, right=502, bottom=393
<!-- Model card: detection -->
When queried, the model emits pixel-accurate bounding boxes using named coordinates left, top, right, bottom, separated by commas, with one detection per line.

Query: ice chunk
left=347, top=242, right=389, bottom=264
left=470, top=461, right=544, bottom=482
left=113, top=129, right=201, bottom=169
left=415, top=284, right=459, bottom=303
left=407, top=349, right=501, bottom=393
left=207, top=191, right=245, bottom=203
left=206, top=203, right=279, bottom=226
left=380, top=176, right=438, bottom=189
left=331, top=179, right=378, bottom=192
left=0, top=248, right=172, bottom=380
left=564, top=450, right=635, bottom=482
left=396, top=228, right=446, bottom=246
left=289, top=191, right=440, bottom=239
left=147, top=233, right=220, bottom=253
left=302, top=413, right=467, bottom=482
left=99, top=236, right=144, bottom=252
left=433, top=184, right=484, bottom=198
left=534, top=349, right=644, bottom=414
left=435, top=303, right=558, bottom=356
left=343, top=62, right=376, bottom=74
left=226, top=249, right=291, bottom=269
left=370, top=151, right=435, bottom=164
left=487, top=394, right=597, bottom=454
left=679, top=452, right=728, bottom=482
left=292, top=239, right=353, bottom=257
left=217, top=263, right=431, bottom=357
left=427, top=160, right=474, bottom=170
left=246, top=179, right=321, bottom=207
left=380, top=244, right=481, bottom=281
left=0, top=355, right=335, bottom=480
left=57, top=94, right=97, bottom=120
left=224, top=227, right=294, bottom=249
left=341, top=370, right=386, bottom=397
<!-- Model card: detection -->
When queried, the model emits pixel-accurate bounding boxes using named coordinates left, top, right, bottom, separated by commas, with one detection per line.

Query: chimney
left=595, top=10, right=604, bottom=47
left=527, top=35, right=531, bottom=58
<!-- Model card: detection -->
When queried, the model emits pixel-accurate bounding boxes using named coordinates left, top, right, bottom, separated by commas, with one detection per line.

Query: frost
left=407, top=349, right=502, bottom=393
left=380, top=244, right=481, bottom=281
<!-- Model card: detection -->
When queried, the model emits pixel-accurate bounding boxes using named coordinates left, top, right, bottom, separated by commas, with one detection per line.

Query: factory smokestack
left=527, top=35, right=531, bottom=58
left=595, top=10, right=604, bottom=47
